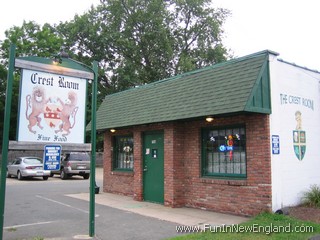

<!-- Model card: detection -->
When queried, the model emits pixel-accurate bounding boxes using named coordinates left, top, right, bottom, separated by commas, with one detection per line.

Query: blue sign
left=272, top=135, right=280, bottom=154
left=219, top=145, right=233, bottom=152
left=43, top=145, right=61, bottom=170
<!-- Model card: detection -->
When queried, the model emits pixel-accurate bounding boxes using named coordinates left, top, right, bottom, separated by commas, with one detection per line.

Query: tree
left=0, top=65, right=20, bottom=149
left=0, top=22, right=64, bottom=147
left=0, top=65, right=7, bottom=149
left=168, top=0, right=230, bottom=72
left=0, top=21, right=64, bottom=64
left=1, top=1, right=230, bottom=95
left=0, top=0, right=230, bottom=148
left=57, top=0, right=231, bottom=93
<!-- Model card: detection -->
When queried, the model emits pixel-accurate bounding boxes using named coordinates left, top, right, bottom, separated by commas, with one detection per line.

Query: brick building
left=94, top=50, right=320, bottom=216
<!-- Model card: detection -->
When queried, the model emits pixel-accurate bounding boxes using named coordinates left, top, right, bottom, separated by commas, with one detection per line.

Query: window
left=202, top=126, right=246, bottom=178
left=14, top=159, right=21, bottom=165
left=24, top=158, right=42, bottom=164
left=113, top=135, right=134, bottom=170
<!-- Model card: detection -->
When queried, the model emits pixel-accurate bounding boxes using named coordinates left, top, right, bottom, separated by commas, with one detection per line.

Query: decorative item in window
left=226, top=134, right=234, bottom=160
left=113, top=135, right=134, bottom=170
left=123, top=146, right=132, bottom=164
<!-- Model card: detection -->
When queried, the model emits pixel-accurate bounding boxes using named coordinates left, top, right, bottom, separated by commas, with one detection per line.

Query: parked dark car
left=50, top=152, right=90, bottom=180
left=6, top=157, right=50, bottom=180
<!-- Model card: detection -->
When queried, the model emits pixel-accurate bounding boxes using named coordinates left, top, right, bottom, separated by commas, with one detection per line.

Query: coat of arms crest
left=293, top=111, right=306, bottom=160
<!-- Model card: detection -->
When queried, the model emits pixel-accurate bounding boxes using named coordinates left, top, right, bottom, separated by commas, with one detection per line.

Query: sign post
left=0, top=43, right=16, bottom=239
left=89, top=61, right=98, bottom=237
left=0, top=46, right=98, bottom=239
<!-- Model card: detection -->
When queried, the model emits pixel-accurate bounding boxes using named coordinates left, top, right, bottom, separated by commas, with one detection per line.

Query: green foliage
left=0, top=21, right=63, bottom=64
left=0, top=0, right=230, bottom=95
left=302, top=185, right=320, bottom=208
left=0, top=0, right=231, bottom=147
left=57, top=0, right=231, bottom=94
left=0, top=66, right=20, bottom=148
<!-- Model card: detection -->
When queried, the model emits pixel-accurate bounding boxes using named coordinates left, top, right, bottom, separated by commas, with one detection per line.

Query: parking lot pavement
left=70, top=167, right=248, bottom=228
left=7, top=167, right=247, bottom=229
left=69, top=192, right=248, bottom=229
left=5, top=168, right=249, bottom=240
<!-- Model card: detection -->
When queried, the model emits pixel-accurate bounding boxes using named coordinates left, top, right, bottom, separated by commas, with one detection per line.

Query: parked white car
left=6, top=157, right=50, bottom=180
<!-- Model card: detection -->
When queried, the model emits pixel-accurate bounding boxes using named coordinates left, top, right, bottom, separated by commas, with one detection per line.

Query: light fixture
left=206, top=116, right=214, bottom=122
left=110, top=129, right=116, bottom=133
left=52, top=48, right=69, bottom=65
left=53, top=54, right=62, bottom=64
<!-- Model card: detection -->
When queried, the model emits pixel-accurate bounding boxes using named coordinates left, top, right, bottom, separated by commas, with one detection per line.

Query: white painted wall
left=269, top=55, right=320, bottom=211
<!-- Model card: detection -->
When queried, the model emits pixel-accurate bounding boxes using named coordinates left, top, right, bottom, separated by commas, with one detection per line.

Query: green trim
left=244, top=55, right=271, bottom=113
left=112, top=168, right=134, bottom=172
left=83, top=80, right=88, bottom=143
left=203, top=173, right=247, bottom=179
left=202, top=175, right=247, bottom=180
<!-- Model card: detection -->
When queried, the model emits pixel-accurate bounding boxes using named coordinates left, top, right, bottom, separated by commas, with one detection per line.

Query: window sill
left=200, top=177, right=248, bottom=186
left=111, top=170, right=134, bottom=176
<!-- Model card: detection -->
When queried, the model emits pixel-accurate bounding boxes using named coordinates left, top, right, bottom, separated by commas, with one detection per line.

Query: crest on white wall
left=293, top=111, right=306, bottom=161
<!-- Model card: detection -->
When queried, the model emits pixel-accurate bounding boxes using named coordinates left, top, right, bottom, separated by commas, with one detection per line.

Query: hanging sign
left=17, top=69, right=87, bottom=144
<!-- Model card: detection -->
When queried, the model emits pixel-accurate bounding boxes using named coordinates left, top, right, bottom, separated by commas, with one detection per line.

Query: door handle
left=143, top=168, right=147, bottom=172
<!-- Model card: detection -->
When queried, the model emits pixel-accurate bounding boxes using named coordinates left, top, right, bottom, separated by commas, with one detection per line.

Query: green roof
left=95, top=50, right=276, bottom=131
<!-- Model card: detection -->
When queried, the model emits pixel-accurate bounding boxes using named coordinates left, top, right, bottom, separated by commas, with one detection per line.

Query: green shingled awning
left=94, top=50, right=276, bottom=131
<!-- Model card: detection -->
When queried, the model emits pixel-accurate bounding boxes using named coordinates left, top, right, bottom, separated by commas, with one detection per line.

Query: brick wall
left=103, top=129, right=134, bottom=195
left=182, top=114, right=272, bottom=216
left=103, top=113, right=272, bottom=216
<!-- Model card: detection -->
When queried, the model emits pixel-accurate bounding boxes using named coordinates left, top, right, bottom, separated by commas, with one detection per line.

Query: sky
left=214, top=0, right=320, bottom=71
left=1, top=0, right=319, bottom=71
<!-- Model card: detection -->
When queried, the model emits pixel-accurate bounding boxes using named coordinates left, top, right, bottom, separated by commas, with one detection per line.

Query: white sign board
left=17, top=69, right=87, bottom=144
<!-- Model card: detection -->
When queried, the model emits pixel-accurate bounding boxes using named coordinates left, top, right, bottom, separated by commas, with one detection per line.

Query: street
left=3, top=169, right=181, bottom=240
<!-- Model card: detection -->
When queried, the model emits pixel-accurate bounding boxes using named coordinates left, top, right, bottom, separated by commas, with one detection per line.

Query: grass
left=302, top=184, right=320, bottom=208
left=168, top=212, right=320, bottom=240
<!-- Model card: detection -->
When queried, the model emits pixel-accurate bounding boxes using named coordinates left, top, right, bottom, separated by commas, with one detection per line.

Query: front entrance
left=143, top=131, right=164, bottom=204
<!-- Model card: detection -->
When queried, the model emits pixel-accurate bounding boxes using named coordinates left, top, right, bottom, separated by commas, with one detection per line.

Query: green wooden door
left=143, top=132, right=164, bottom=204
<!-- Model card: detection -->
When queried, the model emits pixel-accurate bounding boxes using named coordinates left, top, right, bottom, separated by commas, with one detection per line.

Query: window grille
left=113, top=135, right=134, bottom=170
left=202, top=126, right=246, bottom=178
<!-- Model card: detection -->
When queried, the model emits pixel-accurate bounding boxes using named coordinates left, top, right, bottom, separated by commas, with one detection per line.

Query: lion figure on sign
left=55, top=91, right=78, bottom=137
left=25, top=86, right=49, bottom=134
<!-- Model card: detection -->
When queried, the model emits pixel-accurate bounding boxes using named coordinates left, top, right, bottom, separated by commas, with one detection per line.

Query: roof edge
left=277, top=59, right=320, bottom=73
left=104, top=49, right=279, bottom=99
